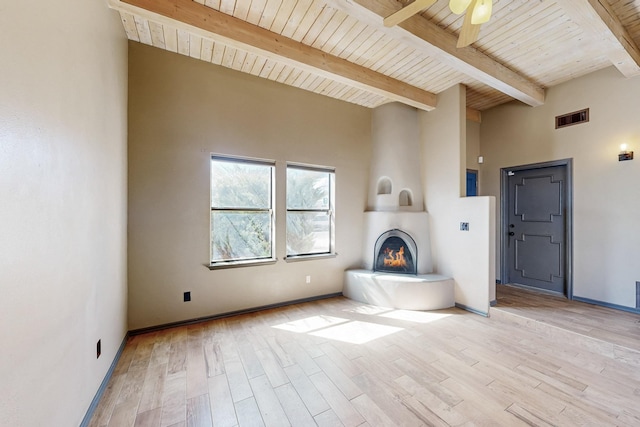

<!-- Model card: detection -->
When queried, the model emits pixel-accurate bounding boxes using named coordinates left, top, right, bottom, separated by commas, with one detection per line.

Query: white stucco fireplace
left=343, top=103, right=454, bottom=310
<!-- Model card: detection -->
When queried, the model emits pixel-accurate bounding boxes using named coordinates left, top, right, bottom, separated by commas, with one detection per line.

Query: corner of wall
left=419, top=85, right=493, bottom=314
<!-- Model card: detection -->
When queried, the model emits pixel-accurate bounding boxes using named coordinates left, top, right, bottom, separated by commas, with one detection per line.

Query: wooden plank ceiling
left=109, top=0, right=640, bottom=114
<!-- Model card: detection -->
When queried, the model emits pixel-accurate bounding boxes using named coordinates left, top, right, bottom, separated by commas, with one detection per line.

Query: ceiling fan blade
left=384, top=0, right=438, bottom=27
left=449, top=0, right=472, bottom=15
left=471, top=0, right=492, bottom=25
left=457, top=0, right=481, bottom=48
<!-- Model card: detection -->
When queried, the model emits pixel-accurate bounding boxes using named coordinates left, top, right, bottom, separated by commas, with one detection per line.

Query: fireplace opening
left=373, top=229, right=417, bottom=275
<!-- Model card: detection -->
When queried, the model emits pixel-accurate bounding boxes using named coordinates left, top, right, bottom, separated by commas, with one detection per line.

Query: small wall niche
left=377, top=177, right=392, bottom=195
left=399, top=189, right=413, bottom=207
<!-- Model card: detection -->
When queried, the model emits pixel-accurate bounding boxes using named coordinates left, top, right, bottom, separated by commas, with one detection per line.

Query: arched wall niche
left=377, top=177, right=392, bottom=195
left=399, top=189, right=413, bottom=207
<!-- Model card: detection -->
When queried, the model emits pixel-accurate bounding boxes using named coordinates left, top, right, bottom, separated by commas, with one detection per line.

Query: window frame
left=285, top=163, right=336, bottom=260
left=209, top=155, right=276, bottom=269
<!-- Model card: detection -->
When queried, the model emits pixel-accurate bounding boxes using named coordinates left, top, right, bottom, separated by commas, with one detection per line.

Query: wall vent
left=556, top=108, right=589, bottom=129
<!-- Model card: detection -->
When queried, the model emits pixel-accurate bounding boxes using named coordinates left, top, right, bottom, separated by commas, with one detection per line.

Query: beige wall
left=467, top=119, right=481, bottom=173
left=421, top=85, right=467, bottom=274
left=0, top=1, right=128, bottom=426
left=127, top=43, right=371, bottom=330
left=481, top=66, right=640, bottom=308
left=420, top=85, right=494, bottom=314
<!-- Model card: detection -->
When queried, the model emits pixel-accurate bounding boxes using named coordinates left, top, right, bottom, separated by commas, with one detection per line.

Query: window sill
left=207, top=258, right=277, bottom=270
left=284, top=253, right=338, bottom=263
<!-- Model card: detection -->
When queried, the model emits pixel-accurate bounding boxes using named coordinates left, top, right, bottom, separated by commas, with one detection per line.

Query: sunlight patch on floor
left=379, top=310, right=452, bottom=324
left=271, top=304, right=453, bottom=344
left=342, top=305, right=394, bottom=315
left=272, top=315, right=349, bottom=333
left=309, top=320, right=403, bottom=344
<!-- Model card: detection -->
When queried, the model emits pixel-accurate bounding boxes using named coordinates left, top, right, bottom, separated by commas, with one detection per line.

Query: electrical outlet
left=306, top=275, right=311, bottom=284
left=97, top=340, right=101, bottom=359
left=460, top=222, right=469, bottom=231
left=184, top=291, right=191, bottom=302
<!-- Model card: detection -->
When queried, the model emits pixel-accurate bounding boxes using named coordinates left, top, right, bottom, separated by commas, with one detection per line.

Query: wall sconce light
left=619, top=143, right=634, bottom=161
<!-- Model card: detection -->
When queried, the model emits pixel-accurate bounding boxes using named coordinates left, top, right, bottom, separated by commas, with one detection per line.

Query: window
left=210, top=156, right=275, bottom=266
left=286, top=164, right=335, bottom=257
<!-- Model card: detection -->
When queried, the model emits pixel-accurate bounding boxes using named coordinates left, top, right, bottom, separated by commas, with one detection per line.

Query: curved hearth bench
left=344, top=269, right=454, bottom=311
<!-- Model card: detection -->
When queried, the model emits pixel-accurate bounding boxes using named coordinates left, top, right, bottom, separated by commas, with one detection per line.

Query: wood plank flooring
left=90, top=292, right=640, bottom=426
left=494, top=284, right=640, bottom=353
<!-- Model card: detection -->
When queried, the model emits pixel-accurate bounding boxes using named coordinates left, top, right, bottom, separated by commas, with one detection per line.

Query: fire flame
left=383, top=246, right=407, bottom=268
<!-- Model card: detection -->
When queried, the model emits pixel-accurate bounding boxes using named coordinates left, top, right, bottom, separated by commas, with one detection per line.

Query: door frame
left=500, top=159, right=573, bottom=298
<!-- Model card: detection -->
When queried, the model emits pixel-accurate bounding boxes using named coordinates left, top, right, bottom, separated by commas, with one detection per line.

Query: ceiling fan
left=384, top=0, right=493, bottom=48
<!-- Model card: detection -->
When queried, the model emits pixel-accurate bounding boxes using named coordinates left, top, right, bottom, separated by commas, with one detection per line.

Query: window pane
left=286, top=168, right=329, bottom=209
left=211, top=211, right=272, bottom=262
left=211, top=160, right=272, bottom=209
left=287, top=212, right=330, bottom=255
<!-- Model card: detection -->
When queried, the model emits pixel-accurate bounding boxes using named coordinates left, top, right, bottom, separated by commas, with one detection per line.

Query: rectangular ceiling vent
left=556, top=108, right=589, bottom=129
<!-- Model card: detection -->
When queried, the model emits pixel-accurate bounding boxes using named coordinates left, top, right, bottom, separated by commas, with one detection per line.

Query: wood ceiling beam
left=333, top=0, right=545, bottom=107
left=110, top=0, right=437, bottom=111
left=466, top=107, right=481, bottom=123
left=383, top=0, right=437, bottom=28
left=556, top=0, right=640, bottom=77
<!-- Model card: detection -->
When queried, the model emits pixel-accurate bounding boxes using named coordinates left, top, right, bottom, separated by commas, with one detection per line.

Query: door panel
left=515, top=175, right=562, bottom=221
left=515, top=235, right=562, bottom=282
left=466, top=170, right=478, bottom=196
left=507, top=165, right=566, bottom=294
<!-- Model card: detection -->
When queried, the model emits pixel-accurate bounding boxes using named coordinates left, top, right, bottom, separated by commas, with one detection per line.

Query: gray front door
left=506, top=165, right=567, bottom=294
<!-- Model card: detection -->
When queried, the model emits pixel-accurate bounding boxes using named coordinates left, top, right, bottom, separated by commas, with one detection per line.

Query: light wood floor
left=494, top=284, right=640, bottom=353
left=89, top=290, right=640, bottom=427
